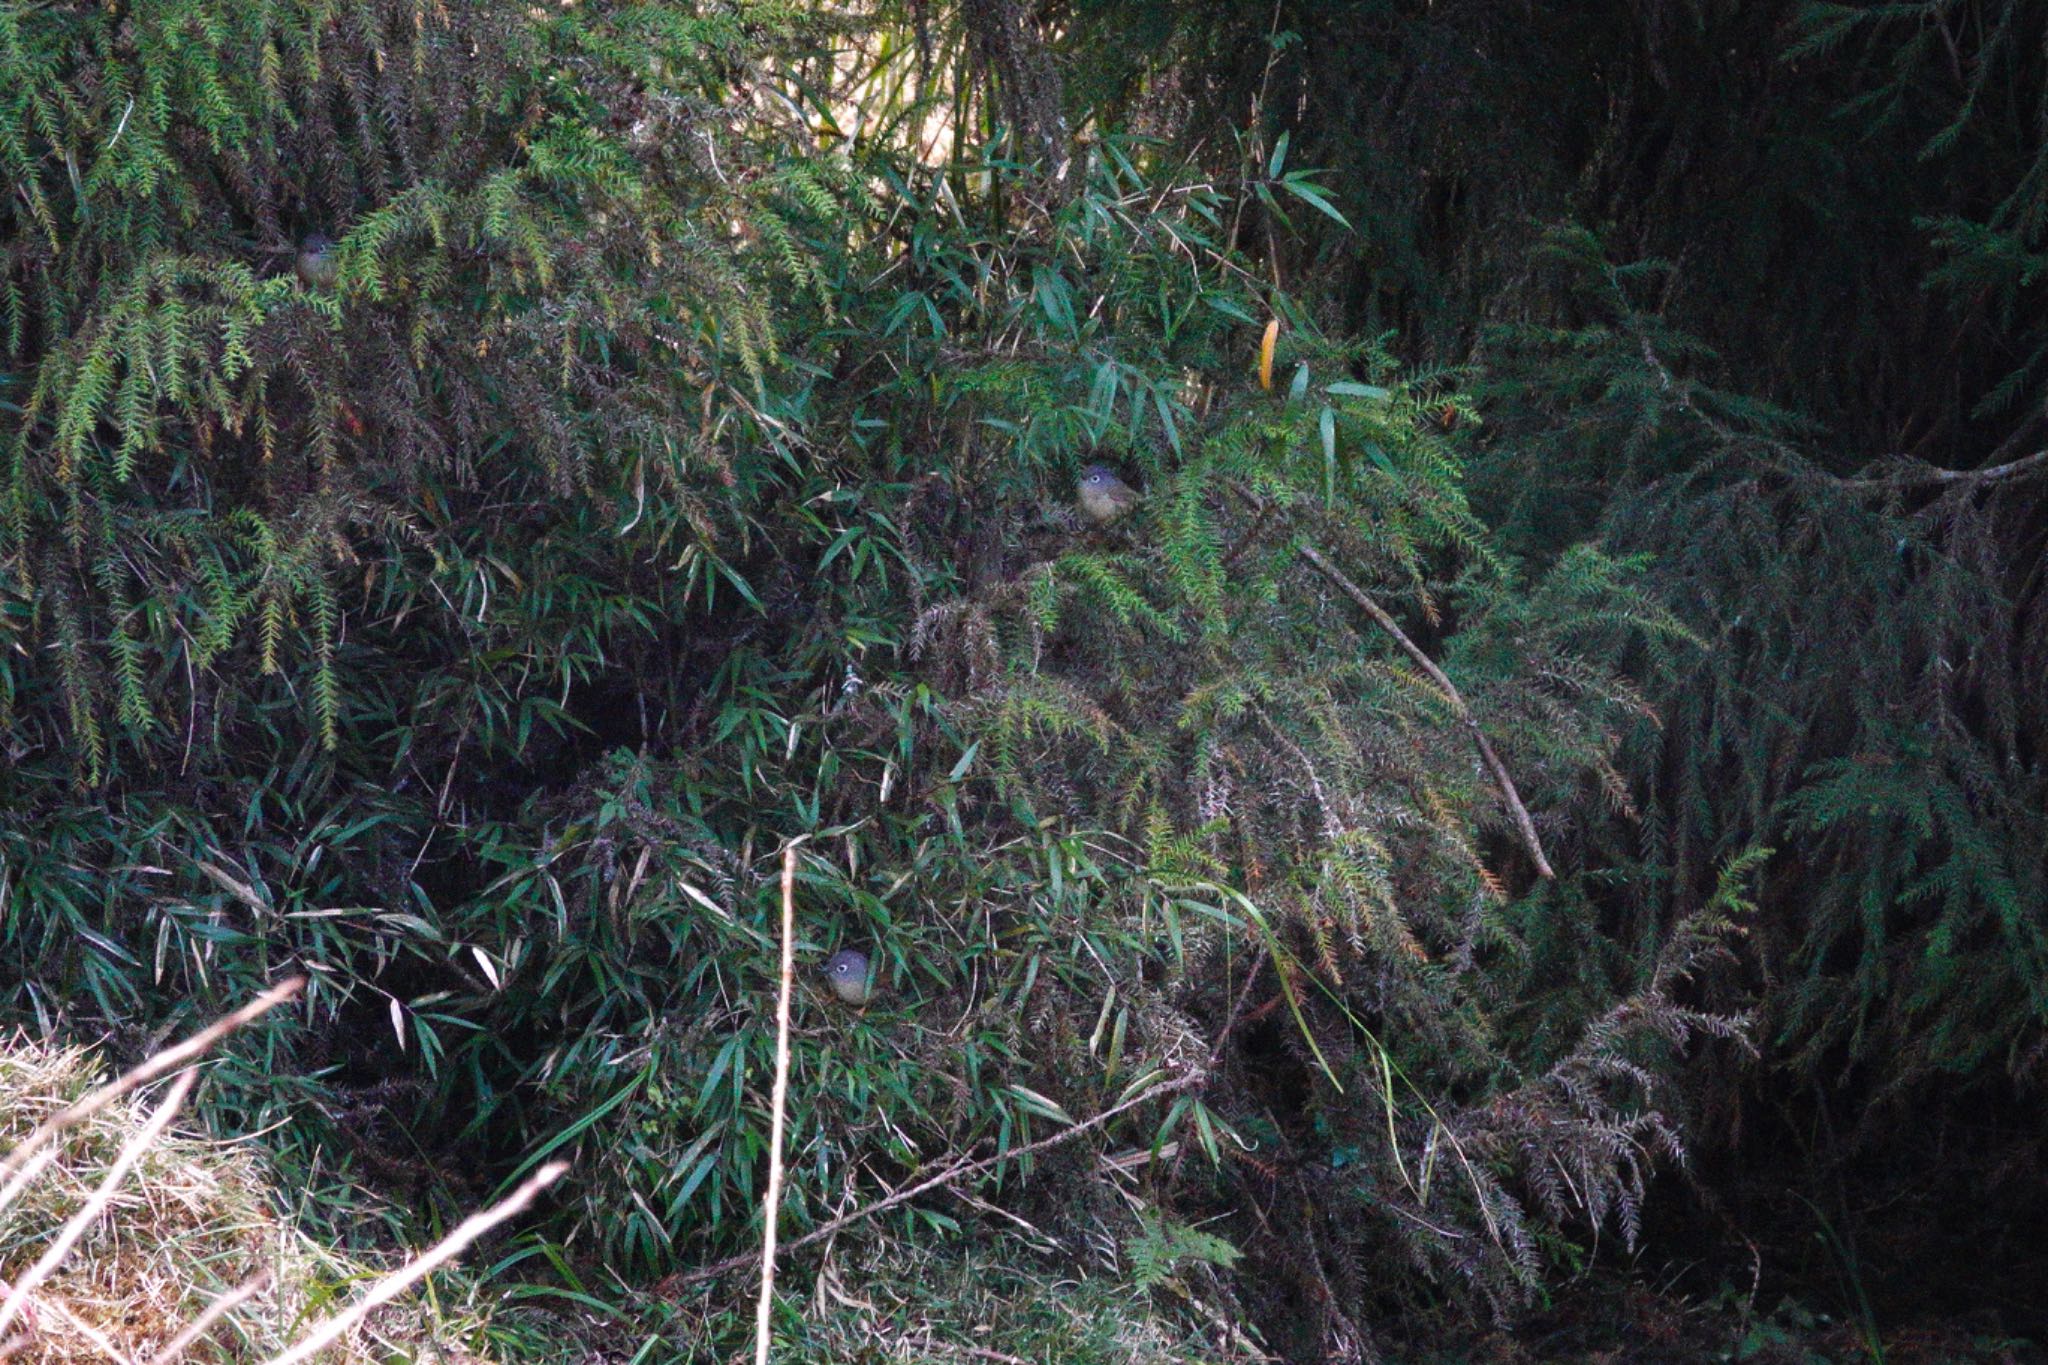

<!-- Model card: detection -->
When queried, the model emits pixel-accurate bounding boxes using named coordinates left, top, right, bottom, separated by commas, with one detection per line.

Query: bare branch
left=1216, top=481, right=1553, bottom=877
left=1293, top=542, right=1556, bottom=879
left=1632, top=313, right=2048, bottom=496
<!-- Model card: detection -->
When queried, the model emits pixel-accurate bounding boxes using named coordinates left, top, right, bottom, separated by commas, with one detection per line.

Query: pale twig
left=0, top=1069, right=199, bottom=1341
left=753, top=846, right=799, bottom=1365
left=904, top=1339, right=1036, bottom=1365
left=36, top=1298, right=135, bottom=1365
left=1292, top=542, right=1555, bottom=879
left=0, top=976, right=304, bottom=1208
left=145, top=1270, right=271, bottom=1365
left=661, top=1071, right=1202, bottom=1291
left=256, top=1160, right=567, bottom=1365
left=1832, top=445, right=2048, bottom=492
left=1215, top=482, right=1553, bottom=878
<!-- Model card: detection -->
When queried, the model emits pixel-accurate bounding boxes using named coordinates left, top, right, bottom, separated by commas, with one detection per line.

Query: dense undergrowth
left=1061, top=0, right=2048, bottom=1345
left=4, top=0, right=2043, bottom=1361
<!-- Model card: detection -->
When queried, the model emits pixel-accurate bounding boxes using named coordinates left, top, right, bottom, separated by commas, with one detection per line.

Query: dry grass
left=0, top=1035, right=490, bottom=1365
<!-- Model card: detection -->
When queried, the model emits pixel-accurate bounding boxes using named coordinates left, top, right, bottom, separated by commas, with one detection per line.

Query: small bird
left=294, top=232, right=339, bottom=289
left=823, top=948, right=872, bottom=1006
left=1077, top=464, right=1139, bottom=526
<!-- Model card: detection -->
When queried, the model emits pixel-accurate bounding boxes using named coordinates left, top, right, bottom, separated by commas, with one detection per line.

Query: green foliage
left=809, top=136, right=1748, bottom=1348
left=0, top=2, right=1765, bottom=1360
left=0, top=0, right=831, bottom=777
left=1476, top=223, right=2048, bottom=1097
left=0, top=0, right=861, bottom=1256
left=1126, top=1211, right=1242, bottom=1290
left=1054, top=0, right=2048, bottom=1340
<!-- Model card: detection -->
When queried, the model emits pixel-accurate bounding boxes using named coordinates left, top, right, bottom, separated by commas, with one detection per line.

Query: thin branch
left=257, top=1160, right=567, bottom=1365
left=1632, top=314, right=2048, bottom=495
left=1833, top=445, right=2048, bottom=492
left=753, top=847, right=799, bottom=1365
left=1205, top=947, right=1271, bottom=1074
left=659, top=1071, right=1203, bottom=1293
left=1224, top=0, right=1288, bottom=260
left=1216, top=481, right=1552, bottom=877
left=1292, top=541, right=1555, bottom=879
left=1220, top=498, right=1272, bottom=567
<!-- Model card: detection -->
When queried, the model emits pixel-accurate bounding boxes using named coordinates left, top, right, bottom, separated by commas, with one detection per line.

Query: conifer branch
left=1633, top=315, right=2048, bottom=494
left=1292, top=542, right=1556, bottom=880
left=1222, top=479, right=1555, bottom=878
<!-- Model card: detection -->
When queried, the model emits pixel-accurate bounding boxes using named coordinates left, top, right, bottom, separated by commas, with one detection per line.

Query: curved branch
left=1292, top=543, right=1556, bottom=880
left=1633, top=315, right=2048, bottom=496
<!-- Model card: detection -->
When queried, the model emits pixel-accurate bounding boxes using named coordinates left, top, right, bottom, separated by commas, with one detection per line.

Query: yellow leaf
left=1258, top=318, right=1279, bottom=391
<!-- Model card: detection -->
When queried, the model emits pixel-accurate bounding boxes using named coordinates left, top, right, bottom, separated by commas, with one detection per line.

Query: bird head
left=295, top=233, right=339, bottom=288
left=823, top=948, right=872, bottom=1005
left=1076, top=464, right=1138, bottom=525
left=1079, top=464, right=1120, bottom=493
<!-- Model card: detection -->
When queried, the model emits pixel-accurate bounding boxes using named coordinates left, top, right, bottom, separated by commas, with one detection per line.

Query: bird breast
left=1079, top=481, right=1134, bottom=525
